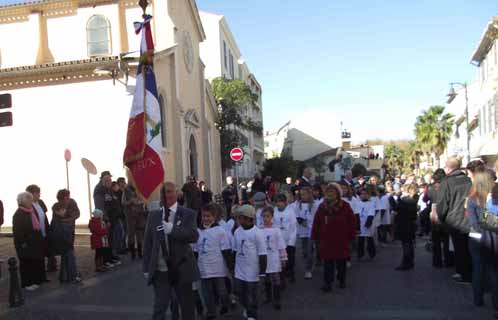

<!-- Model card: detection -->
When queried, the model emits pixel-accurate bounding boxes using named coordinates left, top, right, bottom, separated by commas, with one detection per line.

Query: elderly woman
left=311, top=183, right=357, bottom=292
left=13, top=192, right=45, bottom=291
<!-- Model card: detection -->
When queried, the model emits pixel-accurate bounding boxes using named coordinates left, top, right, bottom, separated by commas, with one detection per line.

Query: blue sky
left=197, top=0, right=497, bottom=145
left=1, top=0, right=496, bottom=145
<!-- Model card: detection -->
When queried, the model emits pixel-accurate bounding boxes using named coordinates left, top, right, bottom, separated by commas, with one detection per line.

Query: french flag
left=123, top=14, right=165, bottom=201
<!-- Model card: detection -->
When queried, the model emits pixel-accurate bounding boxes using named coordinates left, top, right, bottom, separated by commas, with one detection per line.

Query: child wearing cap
left=194, top=203, right=232, bottom=320
left=88, top=209, right=111, bottom=272
left=232, top=204, right=267, bottom=320
left=261, top=207, right=287, bottom=310
left=252, top=192, right=267, bottom=228
left=273, top=193, right=297, bottom=283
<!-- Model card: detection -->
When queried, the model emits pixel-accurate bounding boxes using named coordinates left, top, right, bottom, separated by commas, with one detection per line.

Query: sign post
left=81, top=158, right=97, bottom=213
left=230, top=147, right=244, bottom=193
left=64, top=149, right=72, bottom=190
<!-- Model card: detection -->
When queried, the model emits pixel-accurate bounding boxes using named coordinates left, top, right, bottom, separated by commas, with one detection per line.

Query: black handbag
left=480, top=210, right=498, bottom=233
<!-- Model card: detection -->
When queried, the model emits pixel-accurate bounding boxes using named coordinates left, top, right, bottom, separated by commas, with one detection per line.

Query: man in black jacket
left=437, top=156, right=472, bottom=283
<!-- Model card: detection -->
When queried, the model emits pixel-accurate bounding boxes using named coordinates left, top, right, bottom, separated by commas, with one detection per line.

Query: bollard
left=8, top=257, right=24, bottom=308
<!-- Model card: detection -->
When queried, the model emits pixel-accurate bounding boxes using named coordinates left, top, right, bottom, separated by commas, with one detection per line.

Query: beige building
left=264, top=121, right=333, bottom=162
left=443, top=16, right=498, bottom=167
left=0, top=0, right=222, bottom=225
left=199, top=11, right=264, bottom=179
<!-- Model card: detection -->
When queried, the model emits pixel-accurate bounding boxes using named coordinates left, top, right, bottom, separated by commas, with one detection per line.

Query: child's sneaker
left=304, top=271, right=312, bottom=280
left=104, top=262, right=115, bottom=268
left=113, top=260, right=122, bottom=266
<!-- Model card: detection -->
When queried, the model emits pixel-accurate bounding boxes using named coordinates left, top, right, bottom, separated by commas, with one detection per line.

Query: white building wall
left=0, top=80, right=132, bottom=226
left=199, top=12, right=222, bottom=81
left=0, top=14, right=40, bottom=67
left=47, top=5, right=122, bottom=61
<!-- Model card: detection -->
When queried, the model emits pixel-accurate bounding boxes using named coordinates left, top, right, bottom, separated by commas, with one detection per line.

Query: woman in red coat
left=311, top=183, right=356, bottom=293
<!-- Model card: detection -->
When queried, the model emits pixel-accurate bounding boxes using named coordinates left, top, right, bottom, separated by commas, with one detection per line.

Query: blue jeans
left=59, top=248, right=77, bottom=282
left=469, top=238, right=498, bottom=309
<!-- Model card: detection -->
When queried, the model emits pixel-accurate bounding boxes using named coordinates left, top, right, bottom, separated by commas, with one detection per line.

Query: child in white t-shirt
left=378, top=188, right=392, bottom=244
left=233, top=204, right=267, bottom=320
left=261, top=207, right=287, bottom=310
left=295, top=187, right=320, bottom=279
left=252, top=192, right=267, bottom=228
left=194, top=204, right=232, bottom=319
left=356, top=188, right=376, bottom=259
left=274, top=193, right=297, bottom=283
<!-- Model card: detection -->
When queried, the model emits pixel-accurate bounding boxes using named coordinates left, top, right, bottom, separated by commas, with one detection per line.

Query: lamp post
left=446, top=82, right=470, bottom=164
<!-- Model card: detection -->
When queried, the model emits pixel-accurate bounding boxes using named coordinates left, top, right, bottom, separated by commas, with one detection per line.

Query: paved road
left=0, top=236, right=494, bottom=320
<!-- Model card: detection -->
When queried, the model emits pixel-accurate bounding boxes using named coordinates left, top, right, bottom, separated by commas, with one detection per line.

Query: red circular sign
left=230, top=147, right=244, bottom=162
left=64, top=149, right=72, bottom=162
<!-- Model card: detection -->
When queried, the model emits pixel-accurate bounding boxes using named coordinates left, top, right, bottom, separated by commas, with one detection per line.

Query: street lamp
left=446, top=82, right=470, bottom=163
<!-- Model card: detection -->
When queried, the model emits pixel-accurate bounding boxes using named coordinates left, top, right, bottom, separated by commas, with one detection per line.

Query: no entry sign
left=230, top=147, right=244, bottom=162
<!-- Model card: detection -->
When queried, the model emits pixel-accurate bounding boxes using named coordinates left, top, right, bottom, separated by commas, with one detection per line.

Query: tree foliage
left=383, top=140, right=423, bottom=176
left=414, top=105, right=454, bottom=165
left=212, top=77, right=263, bottom=170
left=262, top=157, right=302, bottom=183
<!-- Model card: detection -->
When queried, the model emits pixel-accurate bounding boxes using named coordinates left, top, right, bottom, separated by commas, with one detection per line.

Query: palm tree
left=414, top=105, right=454, bottom=168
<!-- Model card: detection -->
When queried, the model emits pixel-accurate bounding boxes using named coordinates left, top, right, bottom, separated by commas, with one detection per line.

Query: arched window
left=86, top=15, right=112, bottom=57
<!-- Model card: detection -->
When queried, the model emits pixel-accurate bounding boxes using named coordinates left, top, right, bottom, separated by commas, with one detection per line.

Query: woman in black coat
left=13, top=192, right=45, bottom=290
left=393, top=184, right=419, bottom=271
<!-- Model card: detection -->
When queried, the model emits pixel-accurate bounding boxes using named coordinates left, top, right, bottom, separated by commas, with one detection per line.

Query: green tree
left=384, top=144, right=406, bottom=176
left=414, top=105, right=454, bottom=167
left=212, top=77, right=263, bottom=170
left=309, top=157, right=327, bottom=181
left=262, top=157, right=302, bottom=183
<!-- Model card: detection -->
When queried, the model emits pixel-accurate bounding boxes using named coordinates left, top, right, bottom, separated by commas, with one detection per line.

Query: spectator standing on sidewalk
left=93, top=171, right=121, bottom=265
left=13, top=192, right=44, bottom=291
left=89, top=209, right=111, bottom=272
left=437, top=156, right=472, bottom=284
left=26, top=184, right=54, bottom=278
left=182, top=176, right=202, bottom=212
left=392, top=184, right=419, bottom=271
left=466, top=171, right=497, bottom=313
left=428, top=169, right=452, bottom=268
left=222, top=176, right=239, bottom=218
left=123, top=182, right=147, bottom=260
left=199, top=181, right=213, bottom=207
left=50, top=202, right=81, bottom=283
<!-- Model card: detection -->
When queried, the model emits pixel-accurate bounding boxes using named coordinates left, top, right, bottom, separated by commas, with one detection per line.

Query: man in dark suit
left=143, top=182, right=199, bottom=320
left=297, top=167, right=313, bottom=189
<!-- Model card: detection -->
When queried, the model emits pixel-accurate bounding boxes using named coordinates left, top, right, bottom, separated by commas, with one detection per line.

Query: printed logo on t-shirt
left=266, top=235, right=272, bottom=251
left=239, top=239, right=246, bottom=256
left=200, top=238, right=208, bottom=254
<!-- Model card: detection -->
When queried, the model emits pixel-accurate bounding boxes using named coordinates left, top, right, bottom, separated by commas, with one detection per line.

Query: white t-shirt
left=342, top=196, right=360, bottom=214
left=194, top=226, right=231, bottom=279
left=295, top=200, right=320, bottom=238
left=255, top=208, right=265, bottom=228
left=379, top=194, right=392, bottom=225
left=273, top=206, right=297, bottom=247
left=219, top=218, right=235, bottom=235
left=233, top=226, right=267, bottom=282
left=356, top=199, right=376, bottom=237
left=261, top=227, right=287, bottom=274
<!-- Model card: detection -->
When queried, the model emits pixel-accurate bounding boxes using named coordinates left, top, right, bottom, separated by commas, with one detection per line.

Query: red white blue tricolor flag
left=123, top=14, right=164, bottom=201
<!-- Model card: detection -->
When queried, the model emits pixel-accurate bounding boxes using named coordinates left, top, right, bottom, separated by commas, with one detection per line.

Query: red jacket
left=88, top=217, right=109, bottom=249
left=311, top=200, right=357, bottom=260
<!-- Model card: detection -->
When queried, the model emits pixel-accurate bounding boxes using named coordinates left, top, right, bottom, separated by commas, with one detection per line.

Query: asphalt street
left=0, top=235, right=493, bottom=320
